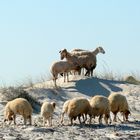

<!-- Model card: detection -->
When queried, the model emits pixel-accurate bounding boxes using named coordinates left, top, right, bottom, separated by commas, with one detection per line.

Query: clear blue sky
left=0, top=0, right=140, bottom=85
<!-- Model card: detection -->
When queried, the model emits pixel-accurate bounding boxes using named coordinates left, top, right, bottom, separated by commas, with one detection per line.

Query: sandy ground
left=0, top=75, right=140, bottom=140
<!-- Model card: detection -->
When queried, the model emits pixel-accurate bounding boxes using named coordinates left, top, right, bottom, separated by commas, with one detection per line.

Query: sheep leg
left=13, top=114, right=16, bottom=125
left=67, top=73, right=69, bottom=82
left=88, top=115, right=93, bottom=124
left=69, top=117, right=73, bottom=125
left=104, top=116, right=108, bottom=125
left=53, top=78, right=57, bottom=87
left=99, top=115, right=103, bottom=124
left=113, top=112, right=117, bottom=122
left=83, top=114, right=87, bottom=124
left=64, top=73, right=66, bottom=82
left=78, top=115, right=82, bottom=124
left=85, top=69, right=90, bottom=76
left=49, top=117, right=52, bottom=126
left=122, top=112, right=129, bottom=122
left=43, top=117, right=46, bottom=126
left=82, top=114, right=85, bottom=121
left=23, top=116, right=27, bottom=125
left=29, top=115, right=32, bottom=125
left=60, top=112, right=64, bottom=124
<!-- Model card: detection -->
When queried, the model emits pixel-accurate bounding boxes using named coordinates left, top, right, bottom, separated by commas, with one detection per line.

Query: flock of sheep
left=4, top=92, right=130, bottom=127
left=3, top=47, right=130, bottom=128
left=51, top=47, right=105, bottom=87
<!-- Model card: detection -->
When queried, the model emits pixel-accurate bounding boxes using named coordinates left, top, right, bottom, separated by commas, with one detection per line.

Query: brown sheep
left=108, top=93, right=130, bottom=122
left=59, top=49, right=96, bottom=77
left=70, top=47, right=105, bottom=76
left=61, top=97, right=92, bottom=125
left=4, top=98, right=33, bottom=125
left=89, top=95, right=110, bottom=125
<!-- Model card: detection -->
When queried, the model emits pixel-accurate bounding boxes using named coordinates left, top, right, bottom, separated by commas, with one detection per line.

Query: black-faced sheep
left=89, top=95, right=110, bottom=125
left=4, top=98, right=33, bottom=125
left=108, top=93, right=130, bottom=122
left=41, top=101, right=56, bottom=127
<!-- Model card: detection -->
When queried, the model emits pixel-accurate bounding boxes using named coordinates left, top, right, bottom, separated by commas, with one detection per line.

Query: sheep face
left=98, top=47, right=105, bottom=54
left=51, top=102, right=56, bottom=109
left=124, top=110, right=130, bottom=121
left=59, top=49, right=67, bottom=60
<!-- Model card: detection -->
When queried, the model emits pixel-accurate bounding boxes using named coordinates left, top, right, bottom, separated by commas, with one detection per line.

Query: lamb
left=41, top=101, right=56, bottom=127
left=61, top=97, right=92, bottom=125
left=89, top=95, right=110, bottom=125
left=50, top=60, right=81, bottom=87
left=108, top=93, right=130, bottom=122
left=59, top=49, right=96, bottom=77
left=4, top=98, right=33, bottom=125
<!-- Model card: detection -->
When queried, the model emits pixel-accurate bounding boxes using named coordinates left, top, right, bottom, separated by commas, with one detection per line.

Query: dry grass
left=0, top=86, right=41, bottom=112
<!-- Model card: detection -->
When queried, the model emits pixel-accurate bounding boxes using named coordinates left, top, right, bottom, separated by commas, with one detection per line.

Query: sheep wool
left=108, top=92, right=130, bottom=122
left=41, top=101, right=56, bottom=127
left=4, top=98, right=33, bottom=125
left=89, top=95, right=110, bottom=124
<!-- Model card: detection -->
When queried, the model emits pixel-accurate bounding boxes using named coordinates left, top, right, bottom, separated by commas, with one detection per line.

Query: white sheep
left=89, top=95, right=110, bottom=125
left=50, top=60, right=81, bottom=87
left=61, top=97, right=92, bottom=125
left=71, top=46, right=105, bottom=56
left=41, top=101, right=56, bottom=127
left=108, top=93, right=130, bottom=122
left=4, top=98, right=33, bottom=125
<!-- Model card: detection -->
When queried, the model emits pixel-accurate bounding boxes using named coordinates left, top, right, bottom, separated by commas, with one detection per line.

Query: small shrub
left=124, top=76, right=140, bottom=85
left=0, top=87, right=41, bottom=112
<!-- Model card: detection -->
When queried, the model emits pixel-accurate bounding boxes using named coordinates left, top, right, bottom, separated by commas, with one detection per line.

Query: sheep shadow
left=70, top=122, right=140, bottom=131
left=74, top=77, right=124, bottom=97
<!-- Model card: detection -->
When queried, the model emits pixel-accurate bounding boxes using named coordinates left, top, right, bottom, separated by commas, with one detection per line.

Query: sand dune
left=0, top=75, right=140, bottom=140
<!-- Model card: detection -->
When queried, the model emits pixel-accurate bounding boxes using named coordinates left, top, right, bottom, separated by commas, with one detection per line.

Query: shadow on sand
left=73, top=77, right=125, bottom=97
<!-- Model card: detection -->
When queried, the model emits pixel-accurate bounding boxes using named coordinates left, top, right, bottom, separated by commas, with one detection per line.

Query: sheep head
left=98, top=46, right=105, bottom=54
left=124, top=110, right=131, bottom=121
left=59, top=49, right=67, bottom=60
left=51, top=102, right=56, bottom=109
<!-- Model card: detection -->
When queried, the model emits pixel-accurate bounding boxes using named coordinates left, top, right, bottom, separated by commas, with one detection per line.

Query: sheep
left=89, top=95, right=110, bottom=125
left=108, top=93, right=130, bottom=122
left=4, top=98, right=33, bottom=125
left=59, top=49, right=96, bottom=77
left=61, top=97, right=92, bottom=125
left=70, top=47, right=105, bottom=76
left=41, top=101, right=56, bottom=127
left=60, top=99, right=71, bottom=124
left=60, top=99, right=85, bottom=124
left=50, top=60, right=81, bottom=87
left=60, top=99, right=84, bottom=125
left=71, top=46, right=105, bottom=56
